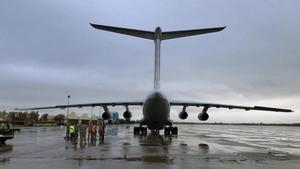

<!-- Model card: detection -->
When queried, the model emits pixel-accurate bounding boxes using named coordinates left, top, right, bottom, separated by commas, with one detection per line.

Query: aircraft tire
left=172, top=127, right=178, bottom=135
left=134, top=127, right=140, bottom=135
left=164, top=127, right=170, bottom=135
left=141, top=127, right=146, bottom=135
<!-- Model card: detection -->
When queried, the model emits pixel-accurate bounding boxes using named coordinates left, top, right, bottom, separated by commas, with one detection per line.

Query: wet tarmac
left=1, top=124, right=300, bottom=169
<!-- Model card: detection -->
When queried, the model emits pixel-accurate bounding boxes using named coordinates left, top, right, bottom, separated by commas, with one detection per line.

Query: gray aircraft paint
left=15, top=24, right=292, bottom=131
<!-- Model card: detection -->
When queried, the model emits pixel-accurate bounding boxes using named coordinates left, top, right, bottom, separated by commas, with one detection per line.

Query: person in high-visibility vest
left=69, top=123, right=75, bottom=141
left=78, top=121, right=87, bottom=145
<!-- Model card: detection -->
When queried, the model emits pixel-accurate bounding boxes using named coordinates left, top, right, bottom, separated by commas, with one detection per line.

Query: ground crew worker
left=78, top=121, right=87, bottom=145
left=66, top=124, right=70, bottom=141
left=74, top=124, right=78, bottom=143
left=69, top=123, right=75, bottom=142
left=88, top=123, right=92, bottom=142
left=90, top=122, right=97, bottom=142
left=98, top=119, right=106, bottom=141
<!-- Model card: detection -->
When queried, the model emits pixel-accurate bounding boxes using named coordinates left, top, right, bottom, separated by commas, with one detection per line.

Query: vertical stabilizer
left=90, top=24, right=225, bottom=90
left=154, top=27, right=162, bottom=90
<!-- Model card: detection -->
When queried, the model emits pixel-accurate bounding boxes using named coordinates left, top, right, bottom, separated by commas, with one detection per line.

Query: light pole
left=88, top=106, right=94, bottom=142
left=65, top=95, right=70, bottom=140
left=66, top=95, right=70, bottom=124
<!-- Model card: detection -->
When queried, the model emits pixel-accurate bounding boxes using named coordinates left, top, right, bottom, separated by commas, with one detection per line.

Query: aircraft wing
left=170, top=101, right=293, bottom=112
left=15, top=101, right=144, bottom=111
left=16, top=100, right=293, bottom=112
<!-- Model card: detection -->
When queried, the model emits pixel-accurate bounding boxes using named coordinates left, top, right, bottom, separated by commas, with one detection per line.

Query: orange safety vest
left=99, top=127, right=105, bottom=134
left=91, top=125, right=96, bottom=133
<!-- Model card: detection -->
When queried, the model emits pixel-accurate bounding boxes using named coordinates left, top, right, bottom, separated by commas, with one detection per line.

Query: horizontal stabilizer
left=162, top=27, right=226, bottom=40
left=90, top=23, right=155, bottom=40
left=90, top=24, right=226, bottom=41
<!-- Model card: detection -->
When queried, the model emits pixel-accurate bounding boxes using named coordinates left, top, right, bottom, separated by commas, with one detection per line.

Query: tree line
left=0, top=111, right=65, bottom=126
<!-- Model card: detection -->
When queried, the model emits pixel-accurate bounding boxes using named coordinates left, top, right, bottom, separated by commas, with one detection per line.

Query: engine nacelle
left=179, top=111, right=188, bottom=120
left=198, top=106, right=209, bottom=121
left=123, top=110, right=132, bottom=119
left=198, top=112, right=209, bottom=121
left=102, top=112, right=111, bottom=120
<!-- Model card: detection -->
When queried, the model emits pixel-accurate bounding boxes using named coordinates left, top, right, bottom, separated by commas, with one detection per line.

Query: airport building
left=66, top=112, right=90, bottom=124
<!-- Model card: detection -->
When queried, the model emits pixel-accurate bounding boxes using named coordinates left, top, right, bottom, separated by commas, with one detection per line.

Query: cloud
left=0, top=0, right=299, bottom=123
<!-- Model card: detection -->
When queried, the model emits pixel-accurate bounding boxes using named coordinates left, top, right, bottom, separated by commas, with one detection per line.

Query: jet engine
left=123, top=105, right=132, bottom=120
left=179, top=106, right=188, bottom=119
left=102, top=112, right=111, bottom=120
left=123, top=110, right=132, bottom=119
left=102, top=105, right=111, bottom=120
left=198, top=106, right=209, bottom=121
left=179, top=111, right=188, bottom=119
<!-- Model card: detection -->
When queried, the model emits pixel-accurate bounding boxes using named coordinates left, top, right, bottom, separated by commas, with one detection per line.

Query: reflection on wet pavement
left=1, top=124, right=300, bottom=169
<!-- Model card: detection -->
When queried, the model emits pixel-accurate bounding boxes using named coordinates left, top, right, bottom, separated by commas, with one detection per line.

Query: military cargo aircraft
left=16, top=24, right=293, bottom=135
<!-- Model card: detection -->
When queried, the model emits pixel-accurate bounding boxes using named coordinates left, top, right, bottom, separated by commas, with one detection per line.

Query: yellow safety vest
left=69, top=125, right=75, bottom=133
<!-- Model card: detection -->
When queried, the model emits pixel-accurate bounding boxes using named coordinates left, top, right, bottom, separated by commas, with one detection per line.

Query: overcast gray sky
left=1, top=0, right=299, bottom=123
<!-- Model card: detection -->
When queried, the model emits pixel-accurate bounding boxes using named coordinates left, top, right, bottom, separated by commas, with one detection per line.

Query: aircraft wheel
left=134, top=127, right=140, bottom=135
left=140, top=127, right=143, bottom=135
left=172, top=127, right=178, bottom=135
left=140, top=127, right=147, bottom=135
left=164, top=127, right=170, bottom=136
left=137, top=127, right=141, bottom=134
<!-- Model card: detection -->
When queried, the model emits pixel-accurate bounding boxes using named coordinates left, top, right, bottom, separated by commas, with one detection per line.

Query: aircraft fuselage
left=142, top=91, right=170, bottom=130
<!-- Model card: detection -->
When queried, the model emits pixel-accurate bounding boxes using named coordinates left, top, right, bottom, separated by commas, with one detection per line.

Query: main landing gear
left=164, top=126, right=178, bottom=135
left=133, top=126, right=178, bottom=136
left=133, top=126, right=147, bottom=135
left=164, top=120, right=178, bottom=136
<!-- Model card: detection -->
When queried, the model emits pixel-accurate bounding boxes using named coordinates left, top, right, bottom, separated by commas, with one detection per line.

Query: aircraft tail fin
left=162, top=27, right=226, bottom=40
left=90, top=23, right=155, bottom=40
left=90, top=24, right=226, bottom=91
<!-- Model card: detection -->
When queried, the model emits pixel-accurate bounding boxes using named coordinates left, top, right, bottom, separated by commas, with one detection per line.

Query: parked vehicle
left=0, top=121, right=18, bottom=144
